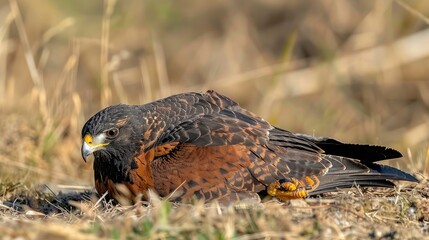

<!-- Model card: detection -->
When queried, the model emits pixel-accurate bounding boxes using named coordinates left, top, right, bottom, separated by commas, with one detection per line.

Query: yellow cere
left=84, top=134, right=93, bottom=145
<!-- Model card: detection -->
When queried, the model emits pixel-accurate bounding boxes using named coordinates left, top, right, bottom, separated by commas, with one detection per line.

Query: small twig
left=0, top=202, right=18, bottom=212
left=165, top=180, right=186, bottom=201
left=42, top=17, right=75, bottom=44
left=331, top=205, right=368, bottom=221
left=395, top=0, right=429, bottom=25
left=91, top=191, right=109, bottom=212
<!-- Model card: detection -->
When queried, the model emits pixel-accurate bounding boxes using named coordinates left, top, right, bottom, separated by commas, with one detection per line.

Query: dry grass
left=1, top=182, right=428, bottom=239
left=0, top=0, right=429, bottom=239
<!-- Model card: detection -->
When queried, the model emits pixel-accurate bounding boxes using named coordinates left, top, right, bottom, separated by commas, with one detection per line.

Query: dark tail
left=295, top=134, right=418, bottom=196
left=296, top=134, right=403, bottom=162
left=309, top=162, right=417, bottom=196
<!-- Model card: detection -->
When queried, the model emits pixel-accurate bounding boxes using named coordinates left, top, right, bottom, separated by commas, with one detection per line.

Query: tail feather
left=295, top=134, right=403, bottom=162
left=308, top=157, right=418, bottom=196
left=309, top=179, right=396, bottom=196
left=366, top=163, right=417, bottom=181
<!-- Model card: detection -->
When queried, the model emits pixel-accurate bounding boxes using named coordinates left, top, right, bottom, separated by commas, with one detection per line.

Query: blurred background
left=0, top=0, right=428, bottom=188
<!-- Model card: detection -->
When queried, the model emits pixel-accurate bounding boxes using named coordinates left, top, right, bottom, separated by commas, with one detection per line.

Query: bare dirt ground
left=1, top=0, right=429, bottom=239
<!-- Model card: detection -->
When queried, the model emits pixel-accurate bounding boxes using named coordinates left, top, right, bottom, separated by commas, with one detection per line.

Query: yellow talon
left=280, top=178, right=299, bottom=191
left=305, top=176, right=314, bottom=187
left=267, top=181, right=280, bottom=197
left=304, top=175, right=320, bottom=191
left=267, top=178, right=309, bottom=201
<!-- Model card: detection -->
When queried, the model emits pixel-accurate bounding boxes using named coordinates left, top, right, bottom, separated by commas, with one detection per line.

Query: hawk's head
left=81, top=104, right=143, bottom=162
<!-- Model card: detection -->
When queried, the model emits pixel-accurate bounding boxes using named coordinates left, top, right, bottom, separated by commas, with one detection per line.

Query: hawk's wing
left=129, top=91, right=415, bottom=203
left=154, top=108, right=271, bottom=147
left=136, top=93, right=329, bottom=203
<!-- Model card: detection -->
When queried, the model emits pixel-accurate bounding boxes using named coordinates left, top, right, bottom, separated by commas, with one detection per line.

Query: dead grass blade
left=100, top=0, right=117, bottom=107
left=395, top=0, right=429, bottom=25
left=153, top=37, right=171, bottom=98
left=0, top=9, right=13, bottom=103
left=9, top=0, right=48, bottom=120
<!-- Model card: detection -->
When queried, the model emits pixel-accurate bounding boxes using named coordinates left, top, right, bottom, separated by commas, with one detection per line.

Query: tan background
left=0, top=0, right=427, bottom=187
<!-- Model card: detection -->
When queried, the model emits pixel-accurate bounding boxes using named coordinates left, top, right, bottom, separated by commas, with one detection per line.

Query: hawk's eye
left=105, top=128, right=119, bottom=138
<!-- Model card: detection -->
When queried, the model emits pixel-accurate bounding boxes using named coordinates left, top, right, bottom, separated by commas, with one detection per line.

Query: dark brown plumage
left=81, top=90, right=417, bottom=204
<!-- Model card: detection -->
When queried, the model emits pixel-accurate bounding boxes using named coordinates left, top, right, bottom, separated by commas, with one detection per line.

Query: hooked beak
left=81, top=134, right=109, bottom=162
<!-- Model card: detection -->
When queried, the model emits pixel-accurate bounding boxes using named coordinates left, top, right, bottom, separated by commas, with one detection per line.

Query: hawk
left=81, top=90, right=417, bottom=204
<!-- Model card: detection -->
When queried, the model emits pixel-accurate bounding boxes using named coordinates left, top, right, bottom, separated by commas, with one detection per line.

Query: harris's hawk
left=81, top=90, right=417, bottom=204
